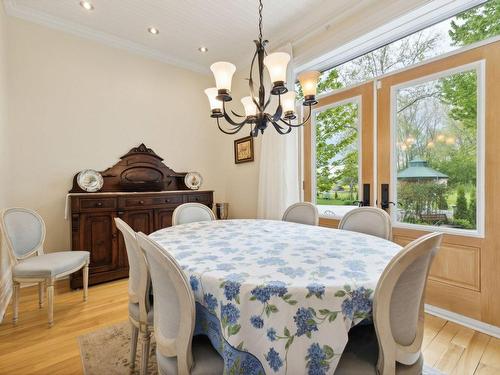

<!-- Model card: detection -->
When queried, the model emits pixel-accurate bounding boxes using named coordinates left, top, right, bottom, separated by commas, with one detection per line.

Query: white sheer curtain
left=257, top=44, right=300, bottom=219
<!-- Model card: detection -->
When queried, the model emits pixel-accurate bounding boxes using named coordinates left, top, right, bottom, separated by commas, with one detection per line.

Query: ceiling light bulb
left=241, top=96, right=257, bottom=117
left=204, top=88, right=222, bottom=111
left=210, top=62, right=236, bottom=91
left=298, top=71, right=320, bottom=105
left=80, top=1, right=94, bottom=11
left=198, top=47, right=208, bottom=53
left=264, top=52, right=290, bottom=85
left=282, top=91, right=296, bottom=114
left=148, top=27, right=159, bottom=35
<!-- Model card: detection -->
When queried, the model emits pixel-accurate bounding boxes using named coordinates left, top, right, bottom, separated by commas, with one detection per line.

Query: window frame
left=389, top=60, right=486, bottom=237
left=311, top=95, right=363, bottom=220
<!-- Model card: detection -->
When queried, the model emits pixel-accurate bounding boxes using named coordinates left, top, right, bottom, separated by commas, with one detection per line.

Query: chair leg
left=130, top=323, right=139, bottom=369
left=12, top=281, right=20, bottom=325
left=83, top=263, right=89, bottom=302
left=38, top=281, right=45, bottom=308
left=140, top=331, right=151, bottom=375
left=47, top=279, right=55, bottom=327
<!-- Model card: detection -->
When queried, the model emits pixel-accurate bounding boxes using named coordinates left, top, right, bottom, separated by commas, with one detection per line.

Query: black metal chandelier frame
left=210, top=0, right=317, bottom=137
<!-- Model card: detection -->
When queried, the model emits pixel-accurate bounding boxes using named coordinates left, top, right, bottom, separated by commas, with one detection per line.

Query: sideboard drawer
left=121, top=196, right=156, bottom=208
left=185, top=193, right=211, bottom=204
left=80, top=197, right=117, bottom=211
left=152, top=195, right=184, bottom=206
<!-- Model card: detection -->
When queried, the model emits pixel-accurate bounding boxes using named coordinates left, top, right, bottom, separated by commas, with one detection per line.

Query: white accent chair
left=172, top=203, right=216, bottom=226
left=282, top=202, right=319, bottom=226
left=338, top=207, right=392, bottom=240
left=0, top=208, right=89, bottom=327
left=136, top=233, right=224, bottom=375
left=335, top=232, right=443, bottom=375
left=114, top=218, right=153, bottom=375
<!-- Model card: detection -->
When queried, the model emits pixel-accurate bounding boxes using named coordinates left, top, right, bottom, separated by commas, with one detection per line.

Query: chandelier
left=204, top=0, right=321, bottom=137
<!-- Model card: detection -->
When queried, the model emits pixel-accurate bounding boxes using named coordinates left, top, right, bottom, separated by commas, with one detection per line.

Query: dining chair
left=172, top=202, right=216, bottom=226
left=338, top=207, right=392, bottom=240
left=114, top=218, right=153, bottom=375
left=136, top=233, right=224, bottom=375
left=0, top=207, right=89, bottom=327
left=335, top=232, right=443, bottom=375
left=282, top=202, right=319, bottom=226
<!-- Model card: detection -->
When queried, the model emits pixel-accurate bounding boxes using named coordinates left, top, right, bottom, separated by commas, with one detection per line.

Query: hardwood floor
left=0, top=279, right=498, bottom=374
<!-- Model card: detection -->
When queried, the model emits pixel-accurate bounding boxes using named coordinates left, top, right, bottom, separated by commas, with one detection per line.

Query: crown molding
left=3, top=0, right=209, bottom=75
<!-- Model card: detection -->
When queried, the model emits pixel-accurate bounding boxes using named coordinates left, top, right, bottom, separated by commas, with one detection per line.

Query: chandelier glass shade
left=204, top=0, right=320, bottom=137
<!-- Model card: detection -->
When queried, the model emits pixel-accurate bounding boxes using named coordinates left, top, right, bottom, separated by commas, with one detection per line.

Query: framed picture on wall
left=234, top=136, right=254, bottom=164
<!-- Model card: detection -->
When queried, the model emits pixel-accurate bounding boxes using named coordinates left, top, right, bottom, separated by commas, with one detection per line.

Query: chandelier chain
left=258, top=0, right=263, bottom=42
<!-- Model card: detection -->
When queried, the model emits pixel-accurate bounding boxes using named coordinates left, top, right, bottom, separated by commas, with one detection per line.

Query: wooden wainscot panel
left=319, top=217, right=340, bottom=229
left=425, top=280, right=482, bottom=320
left=393, top=234, right=481, bottom=292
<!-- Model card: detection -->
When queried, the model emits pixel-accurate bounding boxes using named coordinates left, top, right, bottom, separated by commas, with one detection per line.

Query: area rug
left=78, top=322, right=444, bottom=374
left=78, top=321, right=157, bottom=375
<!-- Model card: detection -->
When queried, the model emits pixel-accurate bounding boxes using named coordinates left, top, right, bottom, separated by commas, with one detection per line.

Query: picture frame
left=234, top=136, right=254, bottom=164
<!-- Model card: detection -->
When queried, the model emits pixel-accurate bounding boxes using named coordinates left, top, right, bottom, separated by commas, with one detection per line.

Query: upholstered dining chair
left=172, top=202, right=216, bottom=226
left=282, top=202, right=319, bottom=226
left=335, top=232, right=443, bottom=375
left=338, top=207, right=392, bottom=240
left=114, top=218, right=153, bottom=375
left=0, top=208, right=89, bottom=327
left=136, top=233, right=224, bottom=375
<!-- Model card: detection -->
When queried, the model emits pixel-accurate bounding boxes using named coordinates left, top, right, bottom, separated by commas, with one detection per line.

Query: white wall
left=4, top=16, right=227, bottom=253
left=219, top=72, right=261, bottom=219
left=0, top=4, right=11, bottom=321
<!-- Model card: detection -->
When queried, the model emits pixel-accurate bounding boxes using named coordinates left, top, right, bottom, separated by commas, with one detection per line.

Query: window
left=392, top=64, right=483, bottom=232
left=313, top=98, right=361, bottom=217
left=315, top=2, right=499, bottom=95
left=306, top=1, right=496, bottom=227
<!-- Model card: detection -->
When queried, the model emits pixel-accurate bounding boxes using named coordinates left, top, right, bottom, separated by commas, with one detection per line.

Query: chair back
left=373, top=232, right=443, bottom=374
left=114, top=218, right=151, bottom=319
left=282, top=202, right=319, bottom=226
left=136, top=232, right=195, bottom=374
left=338, top=207, right=392, bottom=240
left=172, top=203, right=215, bottom=226
left=1, top=208, right=46, bottom=262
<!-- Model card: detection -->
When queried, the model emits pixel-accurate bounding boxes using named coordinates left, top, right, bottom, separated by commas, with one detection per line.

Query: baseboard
left=0, top=272, right=13, bottom=324
left=425, top=304, right=500, bottom=339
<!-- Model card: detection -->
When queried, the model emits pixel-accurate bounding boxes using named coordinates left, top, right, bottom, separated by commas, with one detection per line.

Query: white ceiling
left=4, top=0, right=378, bottom=73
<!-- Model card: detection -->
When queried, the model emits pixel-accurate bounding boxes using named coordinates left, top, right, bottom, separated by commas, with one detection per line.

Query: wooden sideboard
left=69, top=144, right=213, bottom=289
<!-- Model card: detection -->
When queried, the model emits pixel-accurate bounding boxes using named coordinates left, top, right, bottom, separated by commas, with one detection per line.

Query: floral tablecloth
left=149, top=219, right=401, bottom=374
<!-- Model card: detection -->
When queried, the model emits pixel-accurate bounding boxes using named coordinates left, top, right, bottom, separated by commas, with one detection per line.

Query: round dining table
left=149, top=219, right=402, bottom=374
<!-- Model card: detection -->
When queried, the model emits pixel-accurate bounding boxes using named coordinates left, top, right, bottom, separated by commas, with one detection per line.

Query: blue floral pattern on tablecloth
left=150, top=219, right=401, bottom=374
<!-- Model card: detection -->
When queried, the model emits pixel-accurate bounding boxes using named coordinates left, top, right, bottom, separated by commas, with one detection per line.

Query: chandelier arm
left=270, top=100, right=283, bottom=122
left=271, top=120, right=292, bottom=135
left=279, top=104, right=313, bottom=128
left=248, top=49, right=261, bottom=111
left=223, top=102, right=249, bottom=126
left=231, top=110, right=246, bottom=118
left=216, top=117, right=245, bottom=135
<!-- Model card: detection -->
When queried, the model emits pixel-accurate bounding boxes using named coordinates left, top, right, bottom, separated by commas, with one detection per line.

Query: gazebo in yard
left=397, top=158, right=448, bottom=184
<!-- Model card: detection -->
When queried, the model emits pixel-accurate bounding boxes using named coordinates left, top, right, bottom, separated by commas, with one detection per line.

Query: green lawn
left=316, top=198, right=356, bottom=206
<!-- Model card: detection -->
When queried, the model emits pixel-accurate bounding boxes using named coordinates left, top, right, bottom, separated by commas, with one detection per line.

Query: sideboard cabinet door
left=118, top=210, right=154, bottom=268
left=81, top=212, right=119, bottom=274
left=154, top=208, right=174, bottom=231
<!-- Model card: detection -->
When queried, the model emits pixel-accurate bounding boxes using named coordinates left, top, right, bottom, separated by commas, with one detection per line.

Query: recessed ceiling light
left=148, top=27, right=159, bottom=35
left=198, top=46, right=208, bottom=53
left=80, top=1, right=94, bottom=11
